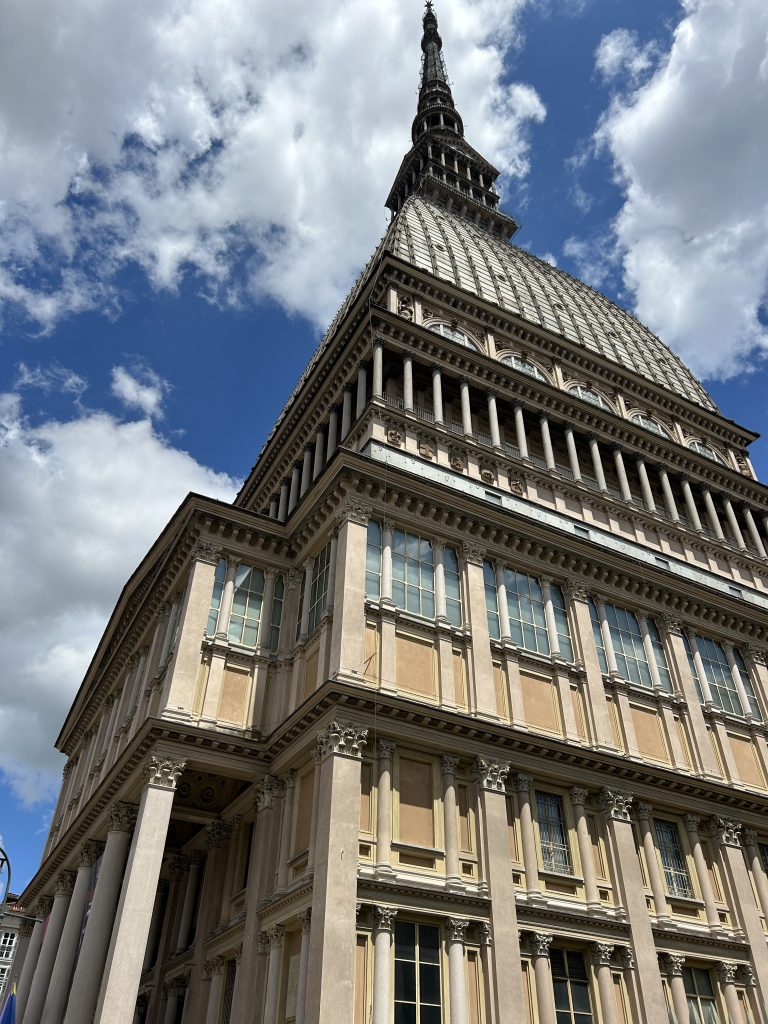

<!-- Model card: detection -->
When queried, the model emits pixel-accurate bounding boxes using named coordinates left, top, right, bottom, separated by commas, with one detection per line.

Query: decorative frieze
left=316, top=720, right=369, bottom=760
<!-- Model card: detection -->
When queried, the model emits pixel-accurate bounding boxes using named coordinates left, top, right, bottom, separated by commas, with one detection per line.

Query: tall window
left=655, top=820, right=694, bottom=898
left=683, top=967, right=722, bottom=1024
left=588, top=600, right=671, bottom=690
left=219, top=958, right=237, bottom=1024
left=685, top=635, right=761, bottom=720
left=207, top=559, right=227, bottom=635
left=536, top=792, right=572, bottom=874
left=550, top=949, right=594, bottom=1023
left=393, top=529, right=436, bottom=618
left=228, top=565, right=265, bottom=647
left=504, top=570, right=573, bottom=661
left=484, top=562, right=500, bottom=639
left=0, top=932, right=16, bottom=958
left=394, top=921, right=442, bottom=1024
left=309, top=542, right=332, bottom=634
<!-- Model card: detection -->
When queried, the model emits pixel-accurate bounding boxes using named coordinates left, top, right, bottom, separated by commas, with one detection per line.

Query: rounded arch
left=424, top=319, right=484, bottom=352
left=629, top=411, right=672, bottom=439
left=567, top=382, right=615, bottom=413
left=686, top=438, right=725, bottom=464
left=498, top=350, right=551, bottom=384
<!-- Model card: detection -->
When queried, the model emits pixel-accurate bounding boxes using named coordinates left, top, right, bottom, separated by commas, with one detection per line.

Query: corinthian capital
left=144, top=754, right=186, bottom=789
left=473, top=757, right=511, bottom=793
left=316, top=720, right=368, bottom=760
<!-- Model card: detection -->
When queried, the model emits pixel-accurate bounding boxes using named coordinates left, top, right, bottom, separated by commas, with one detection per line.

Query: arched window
left=500, top=353, right=546, bottom=382
left=631, top=413, right=671, bottom=439
left=688, top=439, right=724, bottom=464
left=426, top=321, right=479, bottom=350
left=569, top=384, right=612, bottom=412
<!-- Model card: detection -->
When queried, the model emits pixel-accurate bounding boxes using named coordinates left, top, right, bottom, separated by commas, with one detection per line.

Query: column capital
left=635, top=801, right=653, bottom=822
left=660, top=953, right=686, bottom=978
left=747, top=644, right=768, bottom=666
left=268, top=924, right=285, bottom=948
left=479, top=922, right=493, bottom=947
left=711, top=816, right=742, bottom=847
left=203, top=955, right=226, bottom=978
left=474, top=757, right=511, bottom=793
left=461, top=541, right=486, bottom=566
left=256, top=932, right=270, bottom=955
left=169, top=853, right=190, bottom=879
left=563, top=579, right=589, bottom=602
left=264, top=566, right=278, bottom=582
left=721, top=639, right=735, bottom=654
left=254, top=775, right=280, bottom=812
left=377, top=738, right=396, bottom=760
left=80, top=839, right=105, bottom=867
left=192, top=538, right=222, bottom=564
left=683, top=813, right=701, bottom=835
left=282, top=769, right=298, bottom=791
left=445, top=917, right=469, bottom=944
left=662, top=615, right=683, bottom=636
left=742, top=826, right=758, bottom=846
left=206, top=819, right=232, bottom=849
left=335, top=495, right=371, bottom=527
left=617, top=946, right=635, bottom=971
left=316, top=719, right=368, bottom=760
left=441, top=754, right=460, bottom=777
left=36, top=895, right=53, bottom=918
left=716, top=962, right=738, bottom=984
left=55, top=871, right=76, bottom=897
left=739, top=965, right=756, bottom=988
left=431, top=364, right=442, bottom=378
left=299, top=908, right=312, bottom=934
left=514, top=772, right=532, bottom=793
left=144, top=754, right=186, bottom=790
left=600, top=788, right=633, bottom=821
left=568, top=786, right=589, bottom=807
left=109, top=800, right=137, bottom=833
left=432, top=537, right=446, bottom=555
left=592, top=943, right=614, bottom=968
left=529, top=932, right=553, bottom=958
left=374, top=906, right=398, bottom=934
left=20, top=919, right=35, bottom=938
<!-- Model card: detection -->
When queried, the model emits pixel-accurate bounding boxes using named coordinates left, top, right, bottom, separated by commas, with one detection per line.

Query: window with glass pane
left=269, top=575, right=284, bottom=652
left=759, top=843, right=768, bottom=875
left=309, top=542, right=332, bottom=634
left=501, top=353, right=546, bottom=381
left=631, top=413, right=671, bottom=438
left=443, top=547, right=462, bottom=626
left=655, top=820, right=694, bottom=898
left=228, top=565, right=264, bottom=647
left=734, top=647, right=762, bottom=719
left=550, top=949, right=594, bottom=1024
left=366, top=520, right=382, bottom=599
left=536, top=792, right=572, bottom=874
left=393, top=530, right=435, bottom=618
left=683, top=967, right=722, bottom=1024
left=394, top=921, right=442, bottom=1024
left=569, top=385, right=611, bottom=411
left=218, top=958, right=237, bottom=1024
left=587, top=599, right=671, bottom=690
left=689, top=440, right=724, bottom=464
left=504, top=572, right=573, bottom=660
left=427, top=321, right=476, bottom=350
left=295, top=572, right=306, bottom=642
left=483, top=562, right=500, bottom=639
left=550, top=584, right=574, bottom=662
left=207, top=559, right=227, bottom=635
left=689, top=635, right=760, bottom=719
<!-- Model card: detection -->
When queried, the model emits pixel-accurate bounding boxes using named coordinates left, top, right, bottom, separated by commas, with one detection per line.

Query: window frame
left=568, top=384, right=613, bottom=413
left=534, top=790, right=574, bottom=876
left=654, top=818, right=695, bottom=900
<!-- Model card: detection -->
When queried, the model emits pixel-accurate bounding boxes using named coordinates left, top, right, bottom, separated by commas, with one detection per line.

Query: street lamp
left=0, top=846, right=10, bottom=911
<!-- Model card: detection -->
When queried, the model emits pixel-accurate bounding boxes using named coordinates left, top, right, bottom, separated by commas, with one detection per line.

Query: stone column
left=613, top=448, right=632, bottom=502
left=23, top=874, right=75, bottom=1024
left=742, top=507, right=766, bottom=557
left=313, top=430, right=325, bottom=479
left=702, top=489, right=725, bottom=540
left=214, top=556, right=239, bottom=640
left=375, top=740, right=395, bottom=874
left=635, top=612, right=664, bottom=691
left=432, top=367, right=444, bottom=425
left=661, top=954, right=688, bottom=1024
left=16, top=908, right=47, bottom=1023
left=634, top=803, right=669, bottom=919
left=540, top=415, right=556, bottom=470
left=594, top=597, right=619, bottom=676
left=327, top=409, right=338, bottom=458
left=372, top=341, right=384, bottom=400
left=635, top=458, right=656, bottom=512
left=295, top=910, right=312, bottom=1024
left=530, top=933, right=556, bottom=1024
left=743, top=828, right=768, bottom=923
left=601, top=790, right=667, bottom=1021
left=175, top=849, right=204, bottom=952
left=658, top=469, right=680, bottom=522
left=304, top=721, right=368, bottom=1024
left=514, top=404, right=529, bottom=460
left=299, top=559, right=314, bottom=641
left=569, top=788, right=600, bottom=907
left=460, top=379, right=473, bottom=437
left=488, top=393, right=501, bottom=449
left=307, top=746, right=323, bottom=872
left=515, top=774, right=540, bottom=896
left=40, top=842, right=103, bottom=1024
left=445, top=919, right=469, bottom=1024
left=62, top=803, right=135, bottom=1024
left=93, top=755, right=185, bottom=1024
left=684, top=814, right=720, bottom=927
left=564, top=426, right=581, bottom=481
left=722, top=642, right=754, bottom=719
left=441, top=756, right=461, bottom=887
left=142, top=881, right=168, bottom=972
left=263, top=925, right=285, bottom=1024
left=371, top=908, right=397, bottom=1024
left=433, top=540, right=448, bottom=621
left=356, top=365, right=368, bottom=418
left=341, top=388, right=353, bottom=439
left=300, top=448, right=313, bottom=497
left=269, top=496, right=278, bottom=519
left=589, top=436, right=608, bottom=492
left=592, top=944, right=619, bottom=1024
left=204, top=956, right=226, bottom=1024
left=276, top=771, right=298, bottom=892
left=380, top=521, right=394, bottom=604
left=663, top=619, right=719, bottom=776
left=681, top=478, right=703, bottom=531
left=494, top=564, right=511, bottom=640
left=716, top=963, right=743, bottom=1023
left=288, top=465, right=301, bottom=515
left=723, top=498, right=747, bottom=549
left=539, top=577, right=562, bottom=658
left=687, top=631, right=715, bottom=706
left=403, top=355, right=414, bottom=412
left=461, top=544, right=497, bottom=718
left=162, top=977, right=187, bottom=1024
left=328, top=500, right=370, bottom=683
left=278, top=481, right=289, bottom=523
left=257, top=568, right=277, bottom=651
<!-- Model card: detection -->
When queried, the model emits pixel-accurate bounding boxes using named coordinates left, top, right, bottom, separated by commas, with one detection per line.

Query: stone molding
left=316, top=720, right=368, bottom=760
left=144, top=754, right=186, bottom=789
left=474, top=757, right=511, bottom=793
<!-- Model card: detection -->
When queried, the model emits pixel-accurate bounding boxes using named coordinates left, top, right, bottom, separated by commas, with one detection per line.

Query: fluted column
left=658, top=469, right=680, bottom=522
left=441, top=756, right=461, bottom=886
left=613, top=448, right=632, bottom=502
left=661, top=955, right=688, bottom=1024
left=445, top=919, right=469, bottom=1024
left=743, top=507, right=767, bottom=557
left=403, top=354, right=414, bottom=412
left=540, top=415, right=555, bottom=470
left=539, top=577, right=562, bottom=658
left=313, top=431, right=325, bottom=480
left=263, top=925, right=285, bottom=1024
left=432, top=366, right=444, bottom=425
left=276, top=771, right=297, bottom=891
left=40, top=842, right=103, bottom=1024
left=702, top=488, right=725, bottom=540
left=300, top=448, right=313, bottom=497
left=680, top=478, right=703, bottom=531
left=514, top=404, right=529, bottom=460
left=278, top=482, right=289, bottom=523
left=636, top=458, right=656, bottom=512
left=16, top=915, right=45, bottom=1023
left=356, top=365, right=368, bottom=418
left=203, top=957, right=226, bottom=1024
left=488, top=393, right=501, bottom=449
left=372, top=341, right=384, bottom=399
left=341, top=388, right=353, bottom=439
left=375, top=740, right=395, bottom=873
left=530, top=933, right=556, bottom=1024
left=460, top=379, right=473, bottom=437
left=372, top=908, right=397, bottom=1024
left=743, top=828, right=768, bottom=923
left=635, top=612, right=663, bottom=690
left=634, top=803, right=669, bottom=919
left=722, top=641, right=754, bottom=719
left=288, top=466, right=301, bottom=515
left=589, top=436, right=608, bottom=492
left=684, top=815, right=720, bottom=927
left=564, top=426, right=581, bottom=481
left=23, top=873, right=74, bottom=1024
left=569, top=788, right=599, bottom=906
left=723, top=497, right=747, bottom=549
left=62, top=803, right=135, bottom=1024
left=295, top=910, right=312, bottom=1024
left=592, top=944, right=619, bottom=1024
left=515, top=774, right=540, bottom=895
left=327, top=410, right=338, bottom=459
left=494, top=564, right=510, bottom=640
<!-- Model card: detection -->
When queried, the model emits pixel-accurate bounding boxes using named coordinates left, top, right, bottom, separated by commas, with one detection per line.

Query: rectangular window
left=483, top=562, right=500, bottom=639
left=504, top=571, right=573, bottom=661
left=207, top=558, right=227, bottom=635
left=0, top=932, right=15, bottom=957
left=588, top=599, right=671, bottom=690
left=366, top=520, right=382, bottom=599
left=655, top=819, right=694, bottom=898
left=686, top=634, right=760, bottom=720
left=309, top=542, right=332, bottom=634
left=218, top=958, right=237, bottom=1024
left=228, top=565, right=264, bottom=647
left=392, top=529, right=435, bottom=618
left=398, top=757, right=435, bottom=848
left=682, top=967, right=722, bottom=1024
left=550, top=949, right=594, bottom=1023
left=394, top=921, right=442, bottom=1024
left=536, top=792, right=572, bottom=875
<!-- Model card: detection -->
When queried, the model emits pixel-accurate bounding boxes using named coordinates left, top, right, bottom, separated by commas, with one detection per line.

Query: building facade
left=13, top=5, right=768, bottom=1023
left=0, top=897, right=21, bottom=1003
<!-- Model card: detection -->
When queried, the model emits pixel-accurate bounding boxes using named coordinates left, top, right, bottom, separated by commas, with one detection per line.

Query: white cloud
left=0, top=0, right=543, bottom=334
left=563, top=235, right=614, bottom=289
left=14, top=362, right=88, bottom=398
left=0, top=390, right=237, bottom=805
left=595, top=0, right=768, bottom=379
left=111, top=364, right=170, bottom=418
left=595, top=28, right=659, bottom=83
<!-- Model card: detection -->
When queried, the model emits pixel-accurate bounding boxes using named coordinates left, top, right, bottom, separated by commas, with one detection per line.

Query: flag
left=0, top=982, right=16, bottom=1024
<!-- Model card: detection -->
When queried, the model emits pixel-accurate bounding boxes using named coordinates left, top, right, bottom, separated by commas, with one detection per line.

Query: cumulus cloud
left=0, top=389, right=237, bottom=804
left=595, top=0, right=768, bottom=379
left=111, top=364, right=170, bottom=418
left=563, top=235, right=615, bottom=290
left=0, top=0, right=543, bottom=335
left=595, top=28, right=659, bottom=83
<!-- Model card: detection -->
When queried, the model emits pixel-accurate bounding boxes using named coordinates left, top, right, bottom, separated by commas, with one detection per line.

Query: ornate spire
left=385, top=2, right=518, bottom=240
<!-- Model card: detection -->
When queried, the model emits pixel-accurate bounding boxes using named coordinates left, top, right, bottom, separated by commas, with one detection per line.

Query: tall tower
left=12, top=6, right=768, bottom=1024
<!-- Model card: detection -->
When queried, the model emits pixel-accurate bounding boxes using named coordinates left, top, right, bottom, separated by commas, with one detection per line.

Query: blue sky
left=1, top=0, right=767, bottom=892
